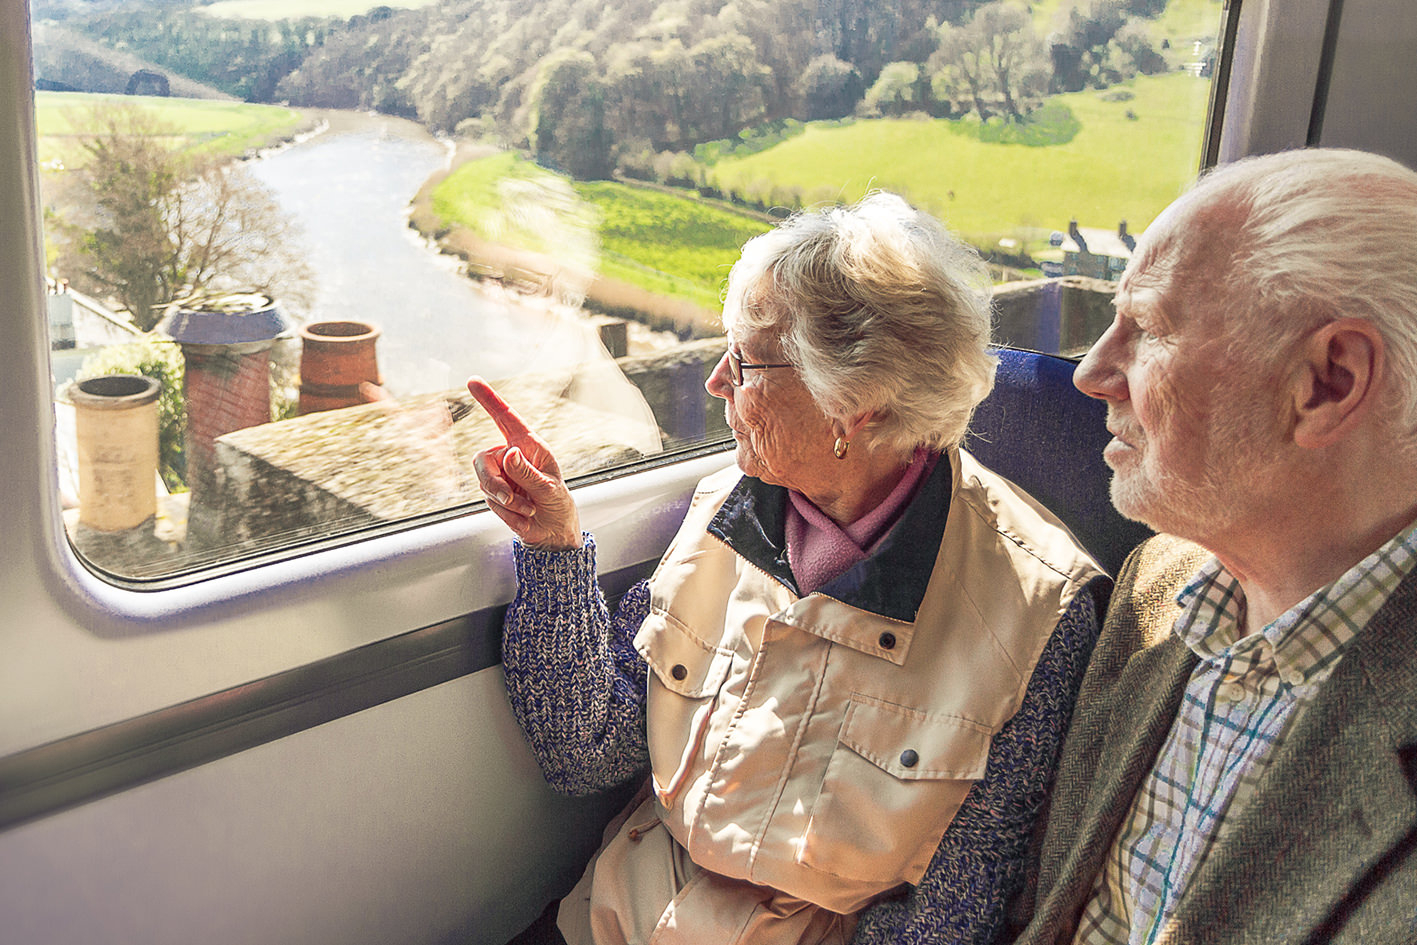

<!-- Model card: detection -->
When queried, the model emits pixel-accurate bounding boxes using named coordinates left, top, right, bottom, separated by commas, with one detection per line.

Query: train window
left=33, top=0, right=1230, bottom=582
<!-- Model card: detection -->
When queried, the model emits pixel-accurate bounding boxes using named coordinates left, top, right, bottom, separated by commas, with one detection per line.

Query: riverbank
left=248, top=111, right=684, bottom=366
left=287, top=111, right=698, bottom=353
left=407, top=147, right=725, bottom=341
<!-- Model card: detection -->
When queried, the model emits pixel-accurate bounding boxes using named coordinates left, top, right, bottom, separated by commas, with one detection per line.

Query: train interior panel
left=1, top=0, right=1414, bottom=941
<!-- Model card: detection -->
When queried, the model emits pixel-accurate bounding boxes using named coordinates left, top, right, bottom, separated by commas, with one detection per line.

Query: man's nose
left=1074, top=322, right=1127, bottom=402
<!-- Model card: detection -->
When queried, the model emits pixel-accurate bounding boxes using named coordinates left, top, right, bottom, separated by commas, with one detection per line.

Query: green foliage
left=796, top=55, right=863, bottom=122
left=201, top=0, right=436, bottom=18
left=266, top=0, right=994, bottom=144
left=65, top=10, right=338, bottom=102
left=693, top=119, right=808, bottom=165
left=529, top=49, right=613, bottom=179
left=974, top=101, right=1081, bottom=145
left=44, top=0, right=1228, bottom=183
left=931, top=1, right=1050, bottom=122
left=76, top=340, right=188, bottom=491
left=1049, top=0, right=1145, bottom=92
left=863, top=62, right=924, bottom=117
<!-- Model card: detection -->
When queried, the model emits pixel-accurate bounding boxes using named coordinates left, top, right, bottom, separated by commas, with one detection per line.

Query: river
left=246, top=116, right=614, bottom=397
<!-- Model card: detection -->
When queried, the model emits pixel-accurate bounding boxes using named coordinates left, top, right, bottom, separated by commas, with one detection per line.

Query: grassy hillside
left=1153, top=0, right=1227, bottom=46
left=708, top=71, right=1212, bottom=250
left=433, top=71, right=1214, bottom=304
left=432, top=152, right=768, bottom=308
left=35, top=92, right=304, bottom=167
left=574, top=183, right=769, bottom=309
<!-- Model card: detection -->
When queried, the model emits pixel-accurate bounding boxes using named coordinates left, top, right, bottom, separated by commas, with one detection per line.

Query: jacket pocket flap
left=839, top=695, right=992, bottom=780
left=635, top=612, right=735, bottom=699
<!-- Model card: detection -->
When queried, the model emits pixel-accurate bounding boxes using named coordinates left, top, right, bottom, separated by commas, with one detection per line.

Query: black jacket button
left=671, top=664, right=687, bottom=681
left=900, top=749, right=919, bottom=768
left=879, top=632, right=896, bottom=650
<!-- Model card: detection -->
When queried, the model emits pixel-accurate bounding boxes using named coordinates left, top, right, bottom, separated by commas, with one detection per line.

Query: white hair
left=1184, top=149, right=1417, bottom=433
left=721, top=192, right=996, bottom=454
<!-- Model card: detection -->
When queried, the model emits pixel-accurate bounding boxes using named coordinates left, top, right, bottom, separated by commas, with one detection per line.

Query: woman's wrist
left=515, top=531, right=593, bottom=559
left=525, top=529, right=583, bottom=552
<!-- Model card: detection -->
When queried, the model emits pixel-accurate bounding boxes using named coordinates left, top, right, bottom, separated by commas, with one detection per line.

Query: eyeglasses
left=727, top=348, right=792, bottom=386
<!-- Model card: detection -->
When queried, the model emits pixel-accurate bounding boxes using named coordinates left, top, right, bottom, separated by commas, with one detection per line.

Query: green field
left=35, top=92, right=304, bottom=168
left=431, top=152, right=541, bottom=245
left=1152, top=0, right=1228, bottom=47
left=434, top=71, right=1215, bottom=303
left=200, top=0, right=439, bottom=18
left=433, top=152, right=769, bottom=308
left=573, top=183, right=769, bottom=308
left=708, top=71, right=1213, bottom=250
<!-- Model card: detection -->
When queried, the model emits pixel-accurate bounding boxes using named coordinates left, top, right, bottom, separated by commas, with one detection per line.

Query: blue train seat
left=964, top=347, right=1152, bottom=577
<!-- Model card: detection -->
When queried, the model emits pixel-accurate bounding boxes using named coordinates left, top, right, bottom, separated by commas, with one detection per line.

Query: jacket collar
left=706, top=451, right=953, bottom=622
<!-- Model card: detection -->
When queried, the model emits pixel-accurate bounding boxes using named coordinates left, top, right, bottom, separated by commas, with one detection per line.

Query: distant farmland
left=426, top=71, right=1211, bottom=308
left=35, top=92, right=304, bottom=167
left=706, top=72, right=1212, bottom=251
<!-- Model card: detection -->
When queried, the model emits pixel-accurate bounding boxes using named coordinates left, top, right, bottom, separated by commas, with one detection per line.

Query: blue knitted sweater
left=502, top=534, right=1105, bottom=945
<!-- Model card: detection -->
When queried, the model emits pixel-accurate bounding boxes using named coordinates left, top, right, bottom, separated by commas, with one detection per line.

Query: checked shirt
left=1073, top=519, right=1417, bottom=945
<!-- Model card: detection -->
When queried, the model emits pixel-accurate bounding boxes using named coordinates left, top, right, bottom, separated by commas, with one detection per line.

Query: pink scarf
left=784, top=449, right=937, bottom=595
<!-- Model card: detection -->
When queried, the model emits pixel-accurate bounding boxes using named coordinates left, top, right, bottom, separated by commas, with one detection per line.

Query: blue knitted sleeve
left=501, top=533, right=652, bottom=797
left=850, top=578, right=1107, bottom=945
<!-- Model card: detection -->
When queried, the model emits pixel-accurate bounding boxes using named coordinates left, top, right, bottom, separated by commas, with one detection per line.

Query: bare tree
left=56, top=103, right=310, bottom=332
left=933, top=23, right=994, bottom=121
left=169, top=161, right=313, bottom=313
left=976, top=2, right=1047, bottom=121
left=931, top=1, right=1048, bottom=122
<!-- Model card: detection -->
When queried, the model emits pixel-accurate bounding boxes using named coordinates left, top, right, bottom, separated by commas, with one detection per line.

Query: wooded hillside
left=37, top=0, right=1190, bottom=180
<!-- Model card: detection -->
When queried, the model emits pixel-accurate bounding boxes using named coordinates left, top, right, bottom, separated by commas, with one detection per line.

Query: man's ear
left=1291, top=318, right=1384, bottom=449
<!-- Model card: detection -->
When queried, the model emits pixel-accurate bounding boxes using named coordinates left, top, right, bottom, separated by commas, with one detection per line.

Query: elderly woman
left=470, top=193, right=1108, bottom=945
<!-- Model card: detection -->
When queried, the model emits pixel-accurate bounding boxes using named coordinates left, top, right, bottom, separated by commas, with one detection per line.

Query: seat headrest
left=964, top=347, right=1152, bottom=577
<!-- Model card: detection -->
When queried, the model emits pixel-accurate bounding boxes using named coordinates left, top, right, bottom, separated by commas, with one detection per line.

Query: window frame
left=3, top=0, right=1250, bottom=771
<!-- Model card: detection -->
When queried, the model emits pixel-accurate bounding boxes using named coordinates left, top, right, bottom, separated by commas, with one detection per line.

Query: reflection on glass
left=33, top=0, right=1226, bottom=580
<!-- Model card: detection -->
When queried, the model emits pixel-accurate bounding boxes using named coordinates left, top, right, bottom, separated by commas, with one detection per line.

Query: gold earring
left=833, top=436, right=849, bottom=460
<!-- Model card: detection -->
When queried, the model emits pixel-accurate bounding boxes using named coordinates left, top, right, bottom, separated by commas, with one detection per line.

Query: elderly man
left=1012, top=148, right=1417, bottom=944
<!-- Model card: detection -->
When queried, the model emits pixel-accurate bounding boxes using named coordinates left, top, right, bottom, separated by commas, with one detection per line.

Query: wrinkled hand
left=467, top=377, right=582, bottom=551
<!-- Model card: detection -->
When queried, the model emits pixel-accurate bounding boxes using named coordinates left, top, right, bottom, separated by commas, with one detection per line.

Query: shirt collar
left=1174, top=518, right=1417, bottom=688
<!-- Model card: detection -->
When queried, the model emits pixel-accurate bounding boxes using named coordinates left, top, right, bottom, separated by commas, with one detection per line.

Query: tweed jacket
left=1012, top=534, right=1417, bottom=945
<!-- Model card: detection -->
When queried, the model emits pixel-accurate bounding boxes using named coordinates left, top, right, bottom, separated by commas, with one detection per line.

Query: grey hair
left=1183, top=149, right=1417, bottom=433
left=721, top=192, right=996, bottom=454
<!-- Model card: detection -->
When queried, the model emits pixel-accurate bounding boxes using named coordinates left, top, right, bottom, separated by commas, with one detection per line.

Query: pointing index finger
left=467, top=376, right=536, bottom=445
